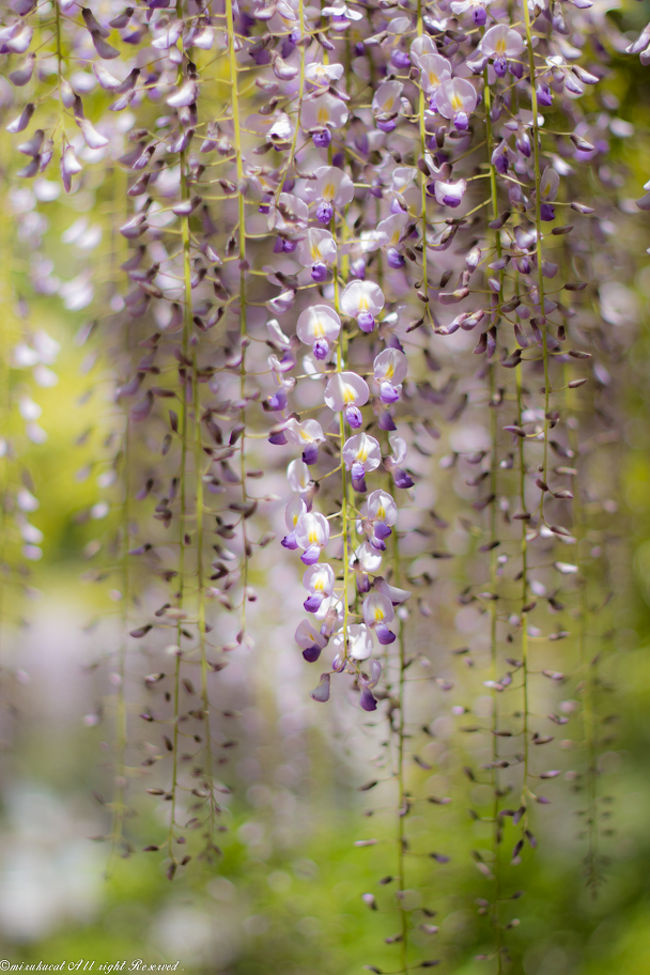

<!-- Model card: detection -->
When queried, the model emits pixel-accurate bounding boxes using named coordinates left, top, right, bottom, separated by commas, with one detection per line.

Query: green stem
left=393, top=541, right=409, bottom=973
left=109, top=163, right=130, bottom=870
left=193, top=273, right=215, bottom=841
left=521, top=0, right=551, bottom=521
left=416, top=0, right=429, bottom=321
left=226, top=0, right=250, bottom=636
left=565, top=366, right=598, bottom=887
left=483, top=71, right=504, bottom=975
left=167, top=143, right=193, bottom=868
left=516, top=366, right=530, bottom=807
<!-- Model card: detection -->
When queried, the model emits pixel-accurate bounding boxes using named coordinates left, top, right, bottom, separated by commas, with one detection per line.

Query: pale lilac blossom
left=281, top=497, right=307, bottom=550
left=538, top=166, right=560, bottom=221
left=296, top=228, right=337, bottom=282
left=284, top=417, right=326, bottom=465
left=352, top=540, right=384, bottom=576
left=385, top=432, right=414, bottom=489
left=479, top=25, right=525, bottom=77
left=375, top=578, right=411, bottom=607
left=331, top=623, right=373, bottom=661
left=321, top=1, right=363, bottom=30
left=372, top=81, right=403, bottom=132
left=295, top=618, right=328, bottom=662
left=376, top=212, right=409, bottom=268
left=294, top=510, right=330, bottom=564
left=287, top=459, right=312, bottom=494
left=303, top=563, right=336, bottom=612
left=435, top=77, right=478, bottom=130
left=296, top=304, right=341, bottom=359
left=450, top=0, right=493, bottom=25
left=305, top=61, right=345, bottom=90
left=360, top=488, right=398, bottom=550
left=324, top=371, right=370, bottom=427
left=301, top=93, right=349, bottom=148
left=340, top=280, right=385, bottom=333
left=417, top=53, right=452, bottom=97
left=342, top=432, right=382, bottom=493
left=434, top=177, right=468, bottom=208
left=373, top=349, right=408, bottom=404
left=362, top=590, right=396, bottom=645
left=308, top=166, right=355, bottom=223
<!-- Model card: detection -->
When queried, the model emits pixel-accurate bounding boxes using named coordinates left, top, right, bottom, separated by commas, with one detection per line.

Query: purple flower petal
left=360, top=687, right=377, bottom=711
left=376, top=623, right=396, bottom=645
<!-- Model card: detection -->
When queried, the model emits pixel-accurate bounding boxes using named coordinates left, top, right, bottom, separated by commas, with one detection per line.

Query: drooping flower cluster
left=268, top=266, right=414, bottom=708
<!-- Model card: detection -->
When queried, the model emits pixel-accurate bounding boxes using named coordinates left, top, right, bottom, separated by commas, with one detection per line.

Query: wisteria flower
left=450, top=0, right=494, bottom=25
left=363, top=590, right=396, bottom=644
left=331, top=623, right=373, bottom=661
left=284, top=417, right=326, bottom=464
left=340, top=280, right=385, bottom=333
left=294, top=509, right=330, bottom=564
left=375, top=577, right=411, bottom=607
left=372, top=81, right=403, bottom=132
left=366, top=489, right=398, bottom=526
left=266, top=318, right=291, bottom=349
left=352, top=539, right=385, bottom=579
left=538, top=166, right=560, bottom=221
left=385, top=432, right=414, bottom=489
left=324, top=371, right=370, bottom=427
left=268, top=112, right=293, bottom=150
left=295, top=618, right=328, bottom=662
left=358, top=658, right=383, bottom=711
left=296, top=304, right=341, bottom=359
left=303, top=562, right=336, bottom=612
left=434, top=177, right=468, bottom=208
left=308, top=165, right=355, bottom=223
left=302, top=93, right=349, bottom=148
left=409, top=33, right=436, bottom=64
left=267, top=347, right=297, bottom=387
left=343, top=432, right=382, bottom=492
left=305, top=60, right=345, bottom=90
left=417, top=53, right=452, bottom=97
left=296, top=228, right=337, bottom=282
left=373, top=348, right=408, bottom=403
left=321, top=1, right=363, bottom=30
left=281, top=496, right=307, bottom=549
left=360, top=488, right=398, bottom=550
left=434, top=77, right=478, bottom=130
left=479, top=25, right=524, bottom=77
left=377, top=212, right=409, bottom=268
left=269, top=192, right=309, bottom=234
left=287, top=458, right=312, bottom=494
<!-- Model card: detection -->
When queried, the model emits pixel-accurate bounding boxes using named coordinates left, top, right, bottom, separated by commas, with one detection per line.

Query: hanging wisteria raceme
left=0, top=0, right=645, bottom=968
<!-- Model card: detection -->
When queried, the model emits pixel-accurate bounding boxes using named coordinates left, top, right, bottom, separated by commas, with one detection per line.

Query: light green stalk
left=521, top=0, right=552, bottom=520
left=226, top=0, right=250, bottom=637
left=167, top=142, right=193, bottom=869
left=416, top=0, right=430, bottom=320
left=483, top=71, right=504, bottom=975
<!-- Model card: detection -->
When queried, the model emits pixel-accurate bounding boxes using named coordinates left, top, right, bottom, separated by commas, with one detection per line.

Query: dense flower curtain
left=0, top=0, right=647, bottom=969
